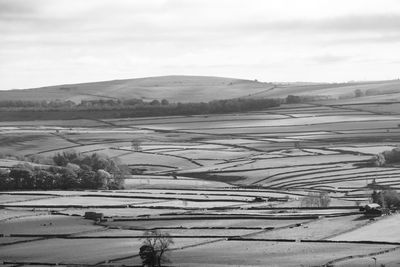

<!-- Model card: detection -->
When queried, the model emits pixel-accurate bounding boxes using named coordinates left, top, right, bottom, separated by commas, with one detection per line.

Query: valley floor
left=1, top=102, right=400, bottom=266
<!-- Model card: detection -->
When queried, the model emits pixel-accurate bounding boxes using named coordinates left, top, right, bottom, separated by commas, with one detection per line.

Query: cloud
left=311, top=54, right=350, bottom=64
left=0, top=0, right=34, bottom=15
left=322, top=14, right=400, bottom=32
left=331, top=34, right=400, bottom=45
left=0, top=0, right=400, bottom=89
left=0, top=0, right=47, bottom=22
left=244, top=14, right=400, bottom=35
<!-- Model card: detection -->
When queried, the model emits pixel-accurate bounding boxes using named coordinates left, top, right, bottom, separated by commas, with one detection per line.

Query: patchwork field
left=1, top=100, right=400, bottom=266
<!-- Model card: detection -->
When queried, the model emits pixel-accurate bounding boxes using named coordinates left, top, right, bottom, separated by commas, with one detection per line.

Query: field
left=1, top=93, right=400, bottom=266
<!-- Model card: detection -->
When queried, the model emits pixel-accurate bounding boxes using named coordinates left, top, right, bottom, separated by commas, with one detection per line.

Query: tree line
left=0, top=97, right=282, bottom=121
left=0, top=151, right=127, bottom=191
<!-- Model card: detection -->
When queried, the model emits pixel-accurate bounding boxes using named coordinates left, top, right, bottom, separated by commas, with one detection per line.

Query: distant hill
left=1, top=75, right=399, bottom=103
left=0, top=75, right=274, bottom=103
left=258, top=79, right=400, bottom=101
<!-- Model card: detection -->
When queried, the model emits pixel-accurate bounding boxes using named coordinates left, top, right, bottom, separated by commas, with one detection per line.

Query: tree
left=370, top=153, right=386, bottom=167
left=372, top=189, right=400, bottom=209
left=354, top=89, right=364, bottom=97
left=51, top=150, right=128, bottom=190
left=139, top=245, right=156, bottom=267
left=139, top=230, right=174, bottom=267
left=58, top=166, right=79, bottom=189
left=150, top=99, right=160, bottom=106
left=53, top=151, right=80, bottom=167
left=132, top=140, right=142, bottom=152
left=286, top=95, right=302, bottom=104
left=301, top=192, right=330, bottom=207
left=9, top=163, right=34, bottom=189
left=96, top=169, right=111, bottom=189
left=0, top=168, right=11, bottom=190
left=382, top=148, right=400, bottom=164
left=33, top=168, right=56, bottom=190
left=79, top=169, right=97, bottom=189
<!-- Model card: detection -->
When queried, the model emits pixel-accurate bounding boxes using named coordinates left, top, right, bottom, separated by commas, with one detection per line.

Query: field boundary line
left=322, top=245, right=400, bottom=267
left=226, top=237, right=400, bottom=246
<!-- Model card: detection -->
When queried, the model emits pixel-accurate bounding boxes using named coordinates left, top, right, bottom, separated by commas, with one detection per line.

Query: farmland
left=1, top=93, right=400, bottom=266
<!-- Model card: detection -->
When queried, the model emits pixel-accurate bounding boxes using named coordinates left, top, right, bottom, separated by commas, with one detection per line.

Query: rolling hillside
left=1, top=75, right=399, bottom=103
left=0, top=76, right=273, bottom=103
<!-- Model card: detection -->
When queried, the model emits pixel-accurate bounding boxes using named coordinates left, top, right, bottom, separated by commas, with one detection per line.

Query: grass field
left=1, top=96, right=400, bottom=266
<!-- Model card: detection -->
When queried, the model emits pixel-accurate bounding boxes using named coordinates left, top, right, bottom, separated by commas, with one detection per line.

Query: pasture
left=1, top=100, right=400, bottom=266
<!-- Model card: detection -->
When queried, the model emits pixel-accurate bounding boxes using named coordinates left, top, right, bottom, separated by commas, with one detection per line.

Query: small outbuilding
left=84, top=211, right=104, bottom=221
left=360, top=203, right=382, bottom=216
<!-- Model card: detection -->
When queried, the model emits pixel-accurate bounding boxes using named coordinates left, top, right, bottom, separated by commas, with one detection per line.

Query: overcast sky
left=1, top=0, right=400, bottom=89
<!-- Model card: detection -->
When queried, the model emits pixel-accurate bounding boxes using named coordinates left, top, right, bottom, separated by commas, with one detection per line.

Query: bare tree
left=139, top=230, right=174, bottom=267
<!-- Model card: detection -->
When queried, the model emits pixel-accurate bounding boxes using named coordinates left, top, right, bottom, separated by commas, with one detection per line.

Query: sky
left=1, top=0, right=400, bottom=90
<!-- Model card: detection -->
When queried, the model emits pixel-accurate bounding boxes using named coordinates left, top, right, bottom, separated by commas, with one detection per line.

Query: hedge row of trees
left=0, top=151, right=127, bottom=191
left=285, top=95, right=333, bottom=104
left=0, top=98, right=283, bottom=121
left=0, top=97, right=281, bottom=115
left=0, top=99, right=166, bottom=110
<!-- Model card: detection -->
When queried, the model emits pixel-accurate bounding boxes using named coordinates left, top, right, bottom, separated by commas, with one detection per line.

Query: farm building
left=360, top=203, right=382, bottom=216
